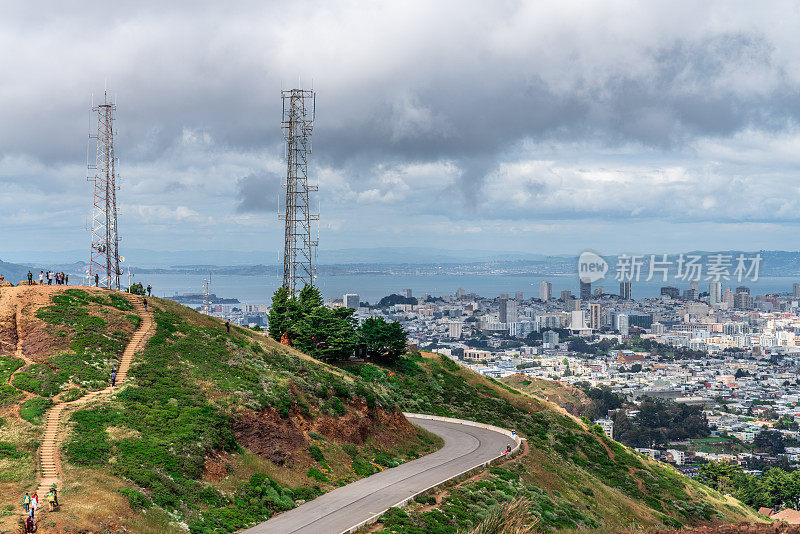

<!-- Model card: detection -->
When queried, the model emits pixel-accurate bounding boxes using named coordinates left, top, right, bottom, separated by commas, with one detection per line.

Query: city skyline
left=3, top=2, right=800, bottom=256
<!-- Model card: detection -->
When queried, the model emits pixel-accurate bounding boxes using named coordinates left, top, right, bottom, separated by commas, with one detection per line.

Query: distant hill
left=0, top=259, right=34, bottom=283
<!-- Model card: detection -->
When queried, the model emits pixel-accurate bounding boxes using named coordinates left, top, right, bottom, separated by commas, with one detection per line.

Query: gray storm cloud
left=1, top=0, right=800, bottom=253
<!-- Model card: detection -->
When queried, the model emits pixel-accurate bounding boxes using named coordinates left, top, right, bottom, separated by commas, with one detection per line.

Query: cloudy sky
left=2, top=0, right=800, bottom=260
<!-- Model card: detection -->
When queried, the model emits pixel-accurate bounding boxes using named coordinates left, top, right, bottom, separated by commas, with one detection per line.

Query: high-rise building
left=660, top=286, right=680, bottom=299
left=723, top=288, right=734, bottom=307
left=616, top=313, right=629, bottom=336
left=448, top=322, right=462, bottom=339
left=539, top=281, right=552, bottom=302
left=561, top=290, right=573, bottom=302
left=570, top=310, right=586, bottom=330
left=589, top=303, right=602, bottom=330
left=514, top=291, right=524, bottom=301
left=690, top=281, right=699, bottom=292
left=499, top=298, right=518, bottom=324
left=565, top=298, right=581, bottom=312
left=736, top=286, right=750, bottom=294
left=794, top=283, right=800, bottom=299
left=543, top=330, right=559, bottom=348
left=456, top=287, right=466, bottom=299
left=344, top=294, right=360, bottom=309
left=734, top=292, right=754, bottom=310
left=709, top=281, right=722, bottom=305
left=401, top=288, right=413, bottom=299
left=580, top=280, right=592, bottom=300
left=619, top=282, right=632, bottom=300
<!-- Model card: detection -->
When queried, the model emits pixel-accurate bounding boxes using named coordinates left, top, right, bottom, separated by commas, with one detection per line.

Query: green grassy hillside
left=339, top=354, right=761, bottom=532
left=54, top=296, right=439, bottom=534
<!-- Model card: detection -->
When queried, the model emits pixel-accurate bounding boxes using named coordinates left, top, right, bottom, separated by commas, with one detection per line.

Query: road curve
left=242, top=414, right=519, bottom=534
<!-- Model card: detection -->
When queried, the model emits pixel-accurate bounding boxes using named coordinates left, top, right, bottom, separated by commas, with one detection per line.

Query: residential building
left=589, top=303, right=602, bottom=330
left=539, top=281, right=552, bottom=302
left=344, top=293, right=360, bottom=309
left=620, top=281, right=632, bottom=300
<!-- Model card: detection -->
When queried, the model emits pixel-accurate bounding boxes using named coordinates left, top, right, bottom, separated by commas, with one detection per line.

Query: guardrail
left=343, top=413, right=525, bottom=534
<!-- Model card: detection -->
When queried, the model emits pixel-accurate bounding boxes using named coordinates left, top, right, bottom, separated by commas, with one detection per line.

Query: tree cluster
left=699, top=462, right=800, bottom=510
left=612, top=397, right=710, bottom=447
left=268, top=285, right=407, bottom=363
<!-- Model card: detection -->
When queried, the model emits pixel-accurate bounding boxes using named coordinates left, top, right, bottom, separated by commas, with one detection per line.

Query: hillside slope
left=0, top=288, right=439, bottom=534
left=338, top=354, right=762, bottom=532
left=0, top=287, right=763, bottom=533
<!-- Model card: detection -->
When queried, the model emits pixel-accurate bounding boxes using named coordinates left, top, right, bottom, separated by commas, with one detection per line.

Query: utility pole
left=279, top=88, right=318, bottom=297
left=88, top=91, right=121, bottom=290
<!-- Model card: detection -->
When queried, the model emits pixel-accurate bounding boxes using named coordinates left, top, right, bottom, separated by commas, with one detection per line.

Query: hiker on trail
left=225, top=320, right=230, bottom=334
left=65, top=274, right=69, bottom=285
left=27, top=271, right=33, bottom=285
left=30, top=492, right=37, bottom=518
left=38, top=271, right=43, bottom=284
left=22, top=492, right=30, bottom=513
left=25, top=515, right=34, bottom=533
left=94, top=273, right=99, bottom=287
left=46, top=271, right=52, bottom=285
left=147, top=284, right=152, bottom=296
left=46, top=490, right=55, bottom=511
left=111, top=367, right=117, bottom=388
left=52, top=486, right=58, bottom=507
left=143, top=298, right=148, bottom=312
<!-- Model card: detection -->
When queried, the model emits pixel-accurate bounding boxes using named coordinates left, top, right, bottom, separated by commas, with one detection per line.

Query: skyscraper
left=561, top=290, right=573, bottom=302
left=565, top=298, right=581, bottom=312
left=619, top=282, right=632, bottom=300
left=580, top=280, right=591, bottom=300
left=709, top=281, right=722, bottom=305
left=589, top=303, right=602, bottom=330
left=539, top=281, right=552, bottom=302
left=793, top=283, right=799, bottom=299
left=499, top=298, right=518, bottom=324
left=514, top=291, right=524, bottom=301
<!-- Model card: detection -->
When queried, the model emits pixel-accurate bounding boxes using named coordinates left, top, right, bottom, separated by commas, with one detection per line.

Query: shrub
left=19, top=397, right=52, bottom=424
left=306, top=467, right=328, bottom=482
left=308, top=445, right=325, bottom=463
left=120, top=488, right=152, bottom=510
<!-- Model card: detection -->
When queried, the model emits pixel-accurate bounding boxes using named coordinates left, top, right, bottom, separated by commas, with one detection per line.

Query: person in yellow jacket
left=46, top=490, right=55, bottom=511
left=22, top=492, right=31, bottom=513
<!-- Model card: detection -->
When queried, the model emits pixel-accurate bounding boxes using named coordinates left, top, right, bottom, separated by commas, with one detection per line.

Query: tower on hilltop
left=279, top=88, right=318, bottom=297
left=88, top=91, right=121, bottom=290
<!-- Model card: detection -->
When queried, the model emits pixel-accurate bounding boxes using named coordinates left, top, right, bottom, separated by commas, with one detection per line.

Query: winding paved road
left=243, top=414, right=518, bottom=534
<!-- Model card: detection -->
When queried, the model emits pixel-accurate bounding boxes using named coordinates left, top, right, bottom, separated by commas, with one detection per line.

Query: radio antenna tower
left=279, top=88, right=318, bottom=297
left=88, top=91, right=121, bottom=290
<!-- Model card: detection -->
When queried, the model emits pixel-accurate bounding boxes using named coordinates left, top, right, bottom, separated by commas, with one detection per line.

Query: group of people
left=26, top=270, right=68, bottom=286
left=129, top=282, right=152, bottom=296
left=21, top=487, right=58, bottom=531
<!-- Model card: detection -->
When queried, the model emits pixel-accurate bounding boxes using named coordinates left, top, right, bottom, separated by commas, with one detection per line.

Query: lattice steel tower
left=280, top=88, right=318, bottom=297
left=88, top=91, right=121, bottom=290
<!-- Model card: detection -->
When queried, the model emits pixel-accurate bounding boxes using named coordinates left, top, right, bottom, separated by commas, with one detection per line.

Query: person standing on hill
left=22, top=492, right=30, bottom=513
left=52, top=486, right=58, bottom=507
left=27, top=271, right=33, bottom=285
left=225, top=320, right=230, bottom=334
left=143, top=298, right=148, bottom=312
left=94, top=273, right=99, bottom=287
left=38, top=271, right=43, bottom=285
left=46, top=489, right=55, bottom=511
left=111, top=367, right=117, bottom=388
left=147, top=284, right=152, bottom=296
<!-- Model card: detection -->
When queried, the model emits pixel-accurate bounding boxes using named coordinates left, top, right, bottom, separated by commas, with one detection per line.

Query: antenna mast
left=279, top=88, right=318, bottom=297
left=88, top=91, right=121, bottom=290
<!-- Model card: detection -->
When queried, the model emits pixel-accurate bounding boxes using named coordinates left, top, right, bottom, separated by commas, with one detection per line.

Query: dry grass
left=462, top=496, right=539, bottom=534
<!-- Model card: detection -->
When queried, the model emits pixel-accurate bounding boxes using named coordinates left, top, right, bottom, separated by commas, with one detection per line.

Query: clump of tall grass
left=462, top=497, right=539, bottom=534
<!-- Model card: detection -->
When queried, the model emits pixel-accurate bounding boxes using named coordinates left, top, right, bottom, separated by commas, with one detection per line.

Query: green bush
left=308, top=445, right=325, bottom=463
left=12, top=364, right=67, bottom=397
left=61, top=387, right=86, bottom=402
left=120, top=488, right=152, bottom=510
left=0, top=356, right=23, bottom=383
left=306, top=467, right=328, bottom=482
left=19, top=397, right=52, bottom=424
